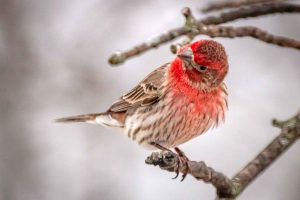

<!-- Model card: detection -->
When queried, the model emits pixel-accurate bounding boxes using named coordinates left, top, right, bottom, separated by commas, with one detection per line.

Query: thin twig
left=146, top=111, right=300, bottom=199
left=197, top=24, right=300, bottom=50
left=169, top=7, right=199, bottom=54
left=108, top=3, right=300, bottom=65
left=202, top=0, right=287, bottom=13
left=173, top=8, right=300, bottom=53
left=200, top=2, right=300, bottom=25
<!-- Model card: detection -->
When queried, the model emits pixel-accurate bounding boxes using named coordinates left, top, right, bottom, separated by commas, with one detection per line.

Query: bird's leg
left=174, top=147, right=191, bottom=181
left=150, top=142, right=172, bottom=152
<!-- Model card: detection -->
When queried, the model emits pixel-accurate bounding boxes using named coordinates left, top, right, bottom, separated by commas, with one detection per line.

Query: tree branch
left=200, top=2, right=300, bottom=25
left=196, top=24, right=300, bottom=50
left=145, top=111, right=300, bottom=199
left=201, top=0, right=288, bottom=13
left=108, top=3, right=300, bottom=65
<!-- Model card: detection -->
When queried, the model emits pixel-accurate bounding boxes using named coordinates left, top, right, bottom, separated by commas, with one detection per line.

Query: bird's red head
left=176, top=40, right=228, bottom=90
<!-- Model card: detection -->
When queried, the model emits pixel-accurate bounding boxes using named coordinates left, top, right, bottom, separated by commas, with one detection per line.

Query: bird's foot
left=149, top=142, right=191, bottom=181
left=173, top=147, right=191, bottom=181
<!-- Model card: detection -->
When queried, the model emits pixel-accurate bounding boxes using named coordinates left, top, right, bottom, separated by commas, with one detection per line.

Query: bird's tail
left=55, top=112, right=124, bottom=127
left=55, top=113, right=101, bottom=123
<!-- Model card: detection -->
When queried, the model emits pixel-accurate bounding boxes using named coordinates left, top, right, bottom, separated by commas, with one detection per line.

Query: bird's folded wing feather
left=108, top=63, right=169, bottom=112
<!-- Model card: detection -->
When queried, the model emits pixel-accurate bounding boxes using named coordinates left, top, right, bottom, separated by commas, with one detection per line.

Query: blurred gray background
left=0, top=0, right=300, bottom=199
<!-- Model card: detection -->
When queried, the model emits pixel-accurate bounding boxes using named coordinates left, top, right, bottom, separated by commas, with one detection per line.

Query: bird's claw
left=172, top=168, right=180, bottom=179
left=173, top=147, right=191, bottom=181
left=150, top=143, right=191, bottom=181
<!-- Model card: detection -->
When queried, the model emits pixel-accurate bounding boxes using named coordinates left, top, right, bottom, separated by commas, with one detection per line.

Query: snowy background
left=1, top=0, right=300, bottom=199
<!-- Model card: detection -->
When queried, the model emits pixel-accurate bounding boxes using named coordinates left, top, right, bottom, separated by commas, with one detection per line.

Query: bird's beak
left=177, top=48, right=193, bottom=61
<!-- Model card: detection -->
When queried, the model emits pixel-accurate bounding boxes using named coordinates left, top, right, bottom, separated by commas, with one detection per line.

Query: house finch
left=56, top=39, right=228, bottom=179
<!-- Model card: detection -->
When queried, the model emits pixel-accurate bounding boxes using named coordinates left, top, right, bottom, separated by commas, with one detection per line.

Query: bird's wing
left=108, top=63, right=169, bottom=112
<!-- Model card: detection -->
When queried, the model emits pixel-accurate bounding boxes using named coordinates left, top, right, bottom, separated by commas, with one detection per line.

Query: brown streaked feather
left=108, top=63, right=169, bottom=112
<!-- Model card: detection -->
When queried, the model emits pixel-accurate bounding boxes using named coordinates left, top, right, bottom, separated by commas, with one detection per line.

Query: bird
left=56, top=39, right=229, bottom=179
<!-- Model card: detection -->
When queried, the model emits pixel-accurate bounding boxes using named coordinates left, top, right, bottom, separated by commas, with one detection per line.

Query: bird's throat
left=167, top=58, right=227, bottom=116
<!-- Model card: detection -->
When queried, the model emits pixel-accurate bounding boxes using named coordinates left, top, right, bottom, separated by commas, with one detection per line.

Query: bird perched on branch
left=56, top=39, right=229, bottom=179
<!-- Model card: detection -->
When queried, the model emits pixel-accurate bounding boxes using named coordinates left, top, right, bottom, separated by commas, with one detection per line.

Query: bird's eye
left=196, top=65, right=207, bottom=72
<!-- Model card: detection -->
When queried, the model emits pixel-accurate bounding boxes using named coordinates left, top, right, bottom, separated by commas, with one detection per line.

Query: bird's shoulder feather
left=108, top=63, right=169, bottom=112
